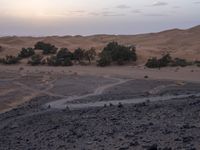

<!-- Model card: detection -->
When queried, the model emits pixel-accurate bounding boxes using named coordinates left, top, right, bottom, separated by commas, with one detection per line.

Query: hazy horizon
left=0, top=0, right=200, bottom=36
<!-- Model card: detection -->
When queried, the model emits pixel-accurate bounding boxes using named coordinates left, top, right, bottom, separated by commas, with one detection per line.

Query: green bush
left=145, top=57, right=160, bottom=68
left=194, top=60, right=200, bottom=67
left=84, top=48, right=96, bottom=64
left=57, top=48, right=74, bottom=60
left=145, top=53, right=195, bottom=68
left=145, top=54, right=172, bottom=68
left=98, top=42, right=137, bottom=66
left=0, top=46, right=2, bottom=52
left=1, top=55, right=19, bottom=64
left=62, top=58, right=73, bottom=66
left=18, top=48, right=35, bottom=58
left=34, top=41, right=57, bottom=54
left=28, top=54, right=43, bottom=66
left=159, top=53, right=172, bottom=67
left=170, top=58, right=191, bottom=67
left=46, top=48, right=73, bottom=66
left=97, top=52, right=112, bottom=67
left=74, top=48, right=85, bottom=63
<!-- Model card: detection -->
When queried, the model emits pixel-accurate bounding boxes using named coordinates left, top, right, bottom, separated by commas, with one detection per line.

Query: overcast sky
left=0, top=0, right=200, bottom=36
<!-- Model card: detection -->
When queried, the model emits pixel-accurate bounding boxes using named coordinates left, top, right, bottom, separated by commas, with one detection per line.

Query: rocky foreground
left=0, top=69, right=200, bottom=150
left=0, top=94, right=200, bottom=150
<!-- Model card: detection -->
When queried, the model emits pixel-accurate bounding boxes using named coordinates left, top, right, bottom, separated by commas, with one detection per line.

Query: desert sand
left=0, top=25, right=200, bottom=63
left=0, top=25, right=200, bottom=150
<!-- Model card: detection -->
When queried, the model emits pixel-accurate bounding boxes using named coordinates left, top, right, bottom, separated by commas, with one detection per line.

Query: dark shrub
left=145, top=57, right=160, bottom=68
left=84, top=48, right=96, bottom=64
left=145, top=53, right=172, bottom=68
left=28, top=54, right=43, bottom=66
left=194, top=60, right=200, bottom=67
left=62, top=58, right=73, bottom=66
left=170, top=58, right=191, bottom=67
left=98, top=42, right=137, bottom=66
left=18, top=48, right=35, bottom=58
left=97, top=51, right=112, bottom=67
left=46, top=48, right=74, bottom=66
left=34, top=41, right=57, bottom=54
left=1, top=55, right=19, bottom=64
left=0, top=45, right=3, bottom=52
left=159, top=53, right=172, bottom=67
left=102, top=42, right=137, bottom=64
left=74, top=48, right=85, bottom=63
left=57, top=48, right=74, bottom=60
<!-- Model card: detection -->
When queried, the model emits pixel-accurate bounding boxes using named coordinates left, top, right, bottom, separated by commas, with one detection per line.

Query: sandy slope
left=0, top=25, right=200, bottom=63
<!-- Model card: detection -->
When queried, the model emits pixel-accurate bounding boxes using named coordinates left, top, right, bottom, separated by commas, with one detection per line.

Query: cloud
left=89, top=11, right=125, bottom=17
left=194, top=1, right=200, bottom=4
left=116, top=4, right=131, bottom=9
left=173, top=6, right=181, bottom=9
left=144, top=13, right=167, bottom=16
left=101, top=11, right=125, bottom=16
left=89, top=12, right=99, bottom=16
left=152, top=1, right=168, bottom=6
left=131, top=10, right=142, bottom=14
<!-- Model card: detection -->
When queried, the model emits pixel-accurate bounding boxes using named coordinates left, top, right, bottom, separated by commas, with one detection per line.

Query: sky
left=0, top=0, right=200, bottom=36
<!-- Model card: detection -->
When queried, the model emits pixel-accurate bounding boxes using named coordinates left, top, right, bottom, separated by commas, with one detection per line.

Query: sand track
left=45, top=76, right=131, bottom=109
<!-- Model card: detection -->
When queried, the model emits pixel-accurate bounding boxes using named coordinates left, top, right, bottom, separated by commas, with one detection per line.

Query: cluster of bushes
left=145, top=53, right=195, bottom=68
left=145, top=54, right=172, bottom=68
left=97, top=42, right=137, bottom=66
left=0, top=41, right=137, bottom=67
left=0, top=55, right=19, bottom=65
left=18, top=48, right=35, bottom=58
left=1, top=40, right=199, bottom=69
left=45, top=47, right=96, bottom=66
left=170, top=58, right=192, bottom=67
left=46, top=48, right=74, bottom=66
left=194, top=61, right=200, bottom=67
left=0, top=47, right=35, bottom=65
left=34, top=41, right=57, bottom=54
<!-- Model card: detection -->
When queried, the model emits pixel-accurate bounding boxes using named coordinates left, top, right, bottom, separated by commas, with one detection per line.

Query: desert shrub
left=1, top=55, right=19, bottom=64
left=0, top=45, right=3, bottom=52
left=34, top=41, right=57, bottom=54
left=194, top=60, right=200, bottom=67
left=62, top=58, right=73, bottom=66
left=145, top=57, right=160, bottom=68
left=98, top=42, right=137, bottom=66
left=84, top=48, right=96, bottom=64
left=145, top=54, right=172, bottom=68
left=159, top=53, right=172, bottom=67
left=170, top=58, right=191, bottom=67
left=28, top=54, right=43, bottom=66
left=46, top=48, right=73, bottom=66
left=145, top=53, right=195, bottom=68
left=103, top=42, right=137, bottom=62
left=57, top=48, right=74, bottom=60
left=18, top=48, right=35, bottom=58
left=97, top=52, right=112, bottom=67
left=74, top=48, right=85, bottom=63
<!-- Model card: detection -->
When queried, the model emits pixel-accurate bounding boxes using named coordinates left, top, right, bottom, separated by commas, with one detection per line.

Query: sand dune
left=0, top=25, right=200, bottom=63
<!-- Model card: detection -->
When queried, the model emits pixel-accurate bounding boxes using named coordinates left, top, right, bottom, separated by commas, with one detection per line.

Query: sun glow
left=2, top=0, right=68, bottom=20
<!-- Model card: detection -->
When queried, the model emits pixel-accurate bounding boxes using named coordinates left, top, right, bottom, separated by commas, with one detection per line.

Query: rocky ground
left=0, top=69, right=200, bottom=150
left=0, top=96, right=200, bottom=150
